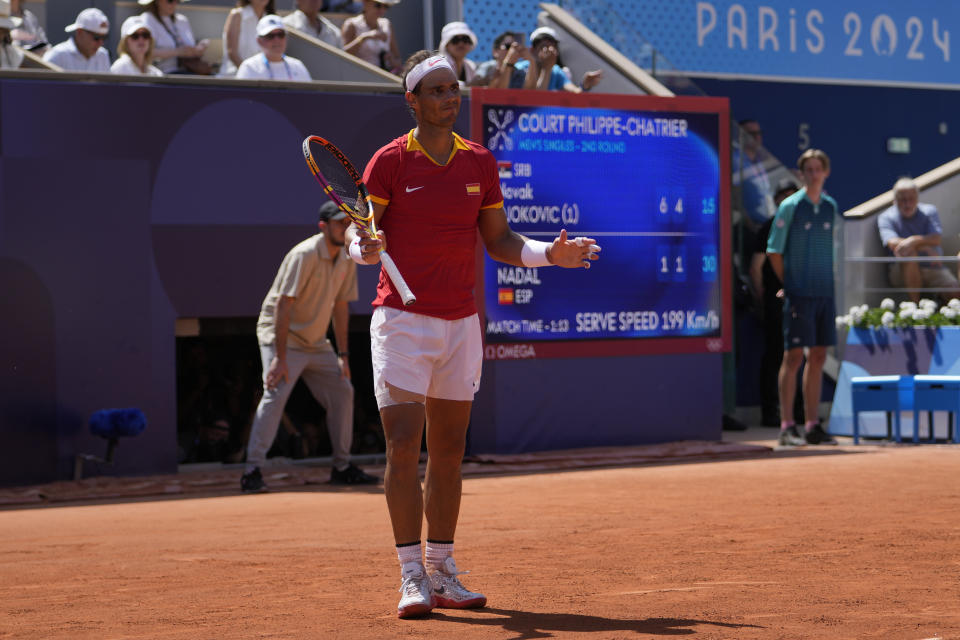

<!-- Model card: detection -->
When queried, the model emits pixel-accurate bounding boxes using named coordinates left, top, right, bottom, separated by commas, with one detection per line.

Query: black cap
left=319, top=201, right=348, bottom=222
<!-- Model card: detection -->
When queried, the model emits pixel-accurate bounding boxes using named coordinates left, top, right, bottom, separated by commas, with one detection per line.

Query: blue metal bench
left=912, top=376, right=960, bottom=444
left=851, top=376, right=913, bottom=445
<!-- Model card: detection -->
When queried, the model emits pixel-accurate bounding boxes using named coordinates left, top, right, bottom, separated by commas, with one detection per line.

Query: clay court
left=2, top=435, right=959, bottom=639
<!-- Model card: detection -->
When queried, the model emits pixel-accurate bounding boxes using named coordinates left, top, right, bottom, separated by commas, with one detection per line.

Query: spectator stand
left=533, top=3, right=669, bottom=97
left=285, top=24, right=399, bottom=85
left=113, top=1, right=397, bottom=84
left=6, top=0, right=52, bottom=70
left=832, top=161, right=960, bottom=441
left=840, top=155, right=960, bottom=312
left=17, top=47, right=59, bottom=71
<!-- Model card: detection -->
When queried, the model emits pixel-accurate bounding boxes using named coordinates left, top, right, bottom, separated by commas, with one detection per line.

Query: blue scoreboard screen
left=470, top=90, right=731, bottom=360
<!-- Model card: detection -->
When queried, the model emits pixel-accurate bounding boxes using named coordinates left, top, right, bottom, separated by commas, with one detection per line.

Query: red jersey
left=363, top=130, right=504, bottom=319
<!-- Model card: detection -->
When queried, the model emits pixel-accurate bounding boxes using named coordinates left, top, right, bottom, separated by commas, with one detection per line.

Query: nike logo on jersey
left=406, top=186, right=424, bottom=193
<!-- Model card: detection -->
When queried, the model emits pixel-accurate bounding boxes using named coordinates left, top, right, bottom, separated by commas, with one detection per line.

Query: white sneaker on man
left=397, top=562, right=435, bottom=618
left=429, top=556, right=487, bottom=609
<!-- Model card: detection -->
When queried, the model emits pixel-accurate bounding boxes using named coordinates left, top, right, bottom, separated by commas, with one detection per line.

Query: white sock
left=396, top=542, right=422, bottom=568
left=425, top=540, right=454, bottom=571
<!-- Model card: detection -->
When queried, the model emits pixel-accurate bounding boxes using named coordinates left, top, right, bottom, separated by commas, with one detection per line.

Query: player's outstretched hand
left=549, top=229, right=601, bottom=269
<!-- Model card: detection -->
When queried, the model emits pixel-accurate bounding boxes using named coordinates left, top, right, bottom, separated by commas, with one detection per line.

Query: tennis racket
left=302, top=135, right=416, bottom=306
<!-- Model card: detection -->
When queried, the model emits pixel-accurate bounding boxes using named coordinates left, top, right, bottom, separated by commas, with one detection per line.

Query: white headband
left=404, top=55, right=455, bottom=92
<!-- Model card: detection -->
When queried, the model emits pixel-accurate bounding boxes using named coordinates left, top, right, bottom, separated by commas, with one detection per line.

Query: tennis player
left=346, top=50, right=600, bottom=619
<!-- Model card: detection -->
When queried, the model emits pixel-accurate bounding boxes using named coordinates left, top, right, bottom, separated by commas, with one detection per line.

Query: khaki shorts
left=888, top=263, right=959, bottom=291
left=370, top=306, right=482, bottom=408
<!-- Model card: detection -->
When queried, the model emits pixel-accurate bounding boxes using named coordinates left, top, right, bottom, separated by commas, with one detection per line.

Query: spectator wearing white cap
left=514, top=26, right=602, bottom=93
left=283, top=0, right=340, bottom=49
left=220, top=0, right=276, bottom=77
left=43, top=7, right=110, bottom=73
left=438, top=21, right=476, bottom=87
left=237, top=14, right=310, bottom=80
left=9, top=0, right=46, bottom=55
left=342, top=0, right=400, bottom=73
left=111, top=16, right=162, bottom=76
left=139, top=0, right=209, bottom=74
left=0, top=0, right=23, bottom=69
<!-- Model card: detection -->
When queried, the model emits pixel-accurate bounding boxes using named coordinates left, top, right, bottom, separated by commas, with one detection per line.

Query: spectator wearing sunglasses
left=111, top=15, right=162, bottom=76
left=237, top=14, right=310, bottom=80
left=438, top=21, right=477, bottom=87
left=342, top=0, right=400, bottom=73
left=139, top=0, right=208, bottom=75
left=514, top=26, right=603, bottom=93
left=43, top=7, right=110, bottom=72
left=220, top=0, right=276, bottom=77
left=473, top=30, right=536, bottom=89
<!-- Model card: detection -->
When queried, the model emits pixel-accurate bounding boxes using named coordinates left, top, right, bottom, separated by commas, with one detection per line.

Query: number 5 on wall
left=798, top=122, right=811, bottom=151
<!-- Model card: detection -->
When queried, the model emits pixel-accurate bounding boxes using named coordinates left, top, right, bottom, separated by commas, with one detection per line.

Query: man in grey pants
left=241, top=202, right=379, bottom=492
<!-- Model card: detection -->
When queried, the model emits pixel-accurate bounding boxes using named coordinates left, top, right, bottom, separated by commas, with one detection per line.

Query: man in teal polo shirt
left=766, top=149, right=838, bottom=446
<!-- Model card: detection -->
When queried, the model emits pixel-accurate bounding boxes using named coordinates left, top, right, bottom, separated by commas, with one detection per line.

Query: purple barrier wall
left=0, top=76, right=722, bottom=486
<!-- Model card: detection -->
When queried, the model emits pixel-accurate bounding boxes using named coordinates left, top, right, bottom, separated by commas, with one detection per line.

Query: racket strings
left=347, top=188, right=375, bottom=230
left=306, top=142, right=375, bottom=232
left=310, top=150, right=362, bottom=210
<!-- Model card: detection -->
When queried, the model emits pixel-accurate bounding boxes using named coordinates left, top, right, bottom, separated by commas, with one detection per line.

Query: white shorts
left=370, top=306, right=483, bottom=408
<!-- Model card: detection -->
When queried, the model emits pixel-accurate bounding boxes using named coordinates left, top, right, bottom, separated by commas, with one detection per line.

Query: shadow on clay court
left=433, top=608, right=763, bottom=637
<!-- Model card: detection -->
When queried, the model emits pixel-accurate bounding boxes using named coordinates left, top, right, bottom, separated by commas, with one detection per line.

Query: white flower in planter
left=881, top=311, right=896, bottom=327
left=900, top=301, right=918, bottom=311
left=880, top=298, right=896, bottom=311
left=950, top=298, right=960, bottom=310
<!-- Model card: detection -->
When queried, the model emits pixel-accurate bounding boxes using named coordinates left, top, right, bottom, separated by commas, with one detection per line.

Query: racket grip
left=380, top=251, right=416, bottom=306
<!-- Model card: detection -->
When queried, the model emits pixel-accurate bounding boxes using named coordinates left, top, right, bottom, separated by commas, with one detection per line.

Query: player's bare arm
left=478, top=206, right=600, bottom=268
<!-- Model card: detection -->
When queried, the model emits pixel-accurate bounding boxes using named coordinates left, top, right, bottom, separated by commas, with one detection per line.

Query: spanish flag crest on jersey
left=466, top=183, right=481, bottom=195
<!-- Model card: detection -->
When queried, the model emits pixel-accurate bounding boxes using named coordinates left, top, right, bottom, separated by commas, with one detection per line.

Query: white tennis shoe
left=397, top=562, right=435, bottom=619
left=429, top=556, right=487, bottom=609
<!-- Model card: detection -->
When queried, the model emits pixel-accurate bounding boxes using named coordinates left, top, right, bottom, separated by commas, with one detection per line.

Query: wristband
left=348, top=236, right=367, bottom=264
left=521, top=239, right=552, bottom=267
